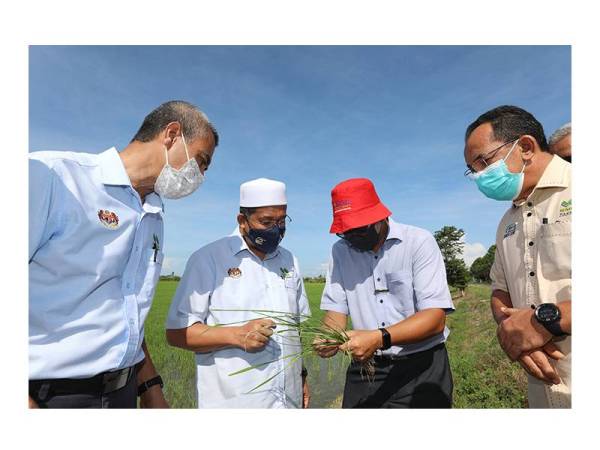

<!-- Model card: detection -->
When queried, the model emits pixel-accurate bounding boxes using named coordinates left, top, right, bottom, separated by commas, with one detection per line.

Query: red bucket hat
left=329, top=178, right=392, bottom=234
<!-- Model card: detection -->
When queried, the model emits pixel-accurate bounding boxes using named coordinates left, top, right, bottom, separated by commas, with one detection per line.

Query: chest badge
left=98, top=209, right=120, bottom=229
left=227, top=267, right=242, bottom=278
left=503, top=222, right=517, bottom=239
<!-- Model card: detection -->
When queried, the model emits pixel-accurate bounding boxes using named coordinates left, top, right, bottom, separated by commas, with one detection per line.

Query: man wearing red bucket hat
left=315, top=178, right=455, bottom=408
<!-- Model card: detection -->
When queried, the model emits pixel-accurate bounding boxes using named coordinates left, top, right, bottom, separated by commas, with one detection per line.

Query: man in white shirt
left=166, top=178, right=311, bottom=408
left=29, top=100, right=218, bottom=408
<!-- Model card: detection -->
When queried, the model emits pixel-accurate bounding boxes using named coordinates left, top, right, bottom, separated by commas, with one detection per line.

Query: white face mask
left=154, top=133, right=204, bottom=199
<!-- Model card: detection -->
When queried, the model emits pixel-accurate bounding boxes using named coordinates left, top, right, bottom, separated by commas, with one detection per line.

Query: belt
left=29, top=365, right=137, bottom=401
left=372, top=342, right=445, bottom=362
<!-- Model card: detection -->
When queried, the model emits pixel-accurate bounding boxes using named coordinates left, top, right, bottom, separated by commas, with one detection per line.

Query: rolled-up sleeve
left=412, top=232, right=454, bottom=313
left=320, top=251, right=349, bottom=315
left=165, top=251, right=214, bottom=329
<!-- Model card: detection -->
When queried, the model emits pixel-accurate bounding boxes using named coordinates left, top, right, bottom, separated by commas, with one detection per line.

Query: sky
left=29, top=45, right=571, bottom=276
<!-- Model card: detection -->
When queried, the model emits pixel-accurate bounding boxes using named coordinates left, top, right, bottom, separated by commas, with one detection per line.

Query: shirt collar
left=97, top=147, right=132, bottom=186
left=98, top=147, right=164, bottom=214
left=228, top=227, right=280, bottom=259
left=513, top=155, right=570, bottom=207
left=385, top=217, right=403, bottom=242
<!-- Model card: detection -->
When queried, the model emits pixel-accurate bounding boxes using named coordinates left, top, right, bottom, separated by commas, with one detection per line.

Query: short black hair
left=131, top=100, right=219, bottom=146
left=465, top=105, right=549, bottom=152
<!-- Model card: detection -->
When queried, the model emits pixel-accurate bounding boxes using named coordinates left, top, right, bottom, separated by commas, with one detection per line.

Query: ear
left=162, top=122, right=182, bottom=150
left=237, top=213, right=247, bottom=233
left=518, top=135, right=537, bottom=161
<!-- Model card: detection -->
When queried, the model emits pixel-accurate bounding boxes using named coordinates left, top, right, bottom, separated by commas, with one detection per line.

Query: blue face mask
left=471, top=140, right=525, bottom=201
left=246, top=223, right=285, bottom=254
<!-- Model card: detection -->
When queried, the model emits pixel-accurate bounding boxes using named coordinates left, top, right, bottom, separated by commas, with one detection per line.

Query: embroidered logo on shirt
left=280, top=267, right=294, bottom=279
left=503, top=222, right=517, bottom=239
left=97, top=209, right=119, bottom=229
left=559, top=199, right=572, bottom=217
left=227, top=267, right=242, bottom=278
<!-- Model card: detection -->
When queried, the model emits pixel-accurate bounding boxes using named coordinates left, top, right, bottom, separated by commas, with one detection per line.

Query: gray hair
left=131, top=100, right=219, bottom=146
left=549, top=122, right=571, bottom=147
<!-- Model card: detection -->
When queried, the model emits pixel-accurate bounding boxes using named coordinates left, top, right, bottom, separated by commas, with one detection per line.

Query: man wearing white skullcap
left=165, top=178, right=311, bottom=408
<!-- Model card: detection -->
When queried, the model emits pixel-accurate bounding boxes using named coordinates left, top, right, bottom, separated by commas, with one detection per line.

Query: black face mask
left=246, top=223, right=285, bottom=254
left=338, top=224, right=380, bottom=252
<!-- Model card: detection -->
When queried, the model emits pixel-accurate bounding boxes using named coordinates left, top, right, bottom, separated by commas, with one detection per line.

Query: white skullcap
left=240, top=178, right=287, bottom=207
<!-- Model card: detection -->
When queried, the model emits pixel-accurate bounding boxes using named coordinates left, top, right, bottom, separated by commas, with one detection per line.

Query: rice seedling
left=209, top=308, right=375, bottom=393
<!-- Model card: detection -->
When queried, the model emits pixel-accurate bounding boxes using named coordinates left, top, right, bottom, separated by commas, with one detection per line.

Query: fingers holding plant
left=339, top=329, right=383, bottom=362
left=313, top=337, right=340, bottom=358
left=237, top=318, right=276, bottom=352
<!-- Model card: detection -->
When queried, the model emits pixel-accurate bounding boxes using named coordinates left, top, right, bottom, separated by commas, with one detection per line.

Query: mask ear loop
left=180, top=132, right=191, bottom=161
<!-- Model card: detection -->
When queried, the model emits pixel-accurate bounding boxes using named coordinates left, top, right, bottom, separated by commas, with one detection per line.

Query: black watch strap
left=137, top=375, right=164, bottom=396
left=543, top=319, right=567, bottom=337
left=379, top=328, right=392, bottom=350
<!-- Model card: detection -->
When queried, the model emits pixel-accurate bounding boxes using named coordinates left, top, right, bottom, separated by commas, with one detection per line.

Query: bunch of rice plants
left=209, top=308, right=375, bottom=393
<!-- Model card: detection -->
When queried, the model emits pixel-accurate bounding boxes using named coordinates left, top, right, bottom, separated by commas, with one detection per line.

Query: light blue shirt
left=29, top=148, right=164, bottom=380
left=166, top=228, right=310, bottom=408
left=321, top=218, right=454, bottom=356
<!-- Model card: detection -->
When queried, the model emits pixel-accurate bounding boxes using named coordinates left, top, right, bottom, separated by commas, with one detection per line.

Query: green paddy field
left=143, top=281, right=527, bottom=408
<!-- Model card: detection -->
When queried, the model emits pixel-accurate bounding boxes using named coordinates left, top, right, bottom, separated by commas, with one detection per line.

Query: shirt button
left=528, top=241, right=534, bottom=246
left=527, top=202, right=533, bottom=207
left=381, top=322, right=385, bottom=326
left=527, top=212, right=532, bottom=217
left=374, top=256, right=378, bottom=259
left=529, top=271, right=535, bottom=276
left=126, top=282, right=131, bottom=288
left=377, top=277, right=381, bottom=282
left=380, top=300, right=383, bottom=304
left=530, top=304, right=536, bottom=310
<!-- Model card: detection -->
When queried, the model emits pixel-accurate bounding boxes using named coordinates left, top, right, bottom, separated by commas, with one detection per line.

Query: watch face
left=536, top=303, right=560, bottom=323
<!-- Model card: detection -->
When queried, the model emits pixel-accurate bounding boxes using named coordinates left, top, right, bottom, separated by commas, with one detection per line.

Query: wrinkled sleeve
left=490, top=247, right=508, bottom=292
left=412, top=232, right=455, bottom=313
left=165, top=251, right=214, bottom=329
left=320, top=251, right=349, bottom=315
left=29, top=158, right=57, bottom=262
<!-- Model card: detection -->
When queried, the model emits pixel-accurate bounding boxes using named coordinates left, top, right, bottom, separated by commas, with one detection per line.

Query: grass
left=446, top=283, right=528, bottom=408
left=144, top=281, right=527, bottom=408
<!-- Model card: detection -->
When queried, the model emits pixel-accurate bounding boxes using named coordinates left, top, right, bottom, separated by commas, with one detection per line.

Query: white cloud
left=461, top=242, right=487, bottom=267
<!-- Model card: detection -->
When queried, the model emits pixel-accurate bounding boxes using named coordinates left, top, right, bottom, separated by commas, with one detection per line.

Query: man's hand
left=517, top=343, right=564, bottom=385
left=302, top=376, right=310, bottom=408
left=313, top=337, right=340, bottom=358
left=339, top=330, right=382, bottom=362
left=236, top=318, right=275, bottom=352
left=139, top=384, right=170, bottom=408
left=28, top=396, right=39, bottom=408
left=497, top=307, right=553, bottom=360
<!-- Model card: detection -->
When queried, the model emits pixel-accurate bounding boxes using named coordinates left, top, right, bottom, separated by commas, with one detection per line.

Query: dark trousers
left=342, top=343, right=453, bottom=408
left=29, top=368, right=138, bottom=409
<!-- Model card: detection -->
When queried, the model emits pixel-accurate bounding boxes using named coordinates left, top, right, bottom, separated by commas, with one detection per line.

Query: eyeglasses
left=246, top=214, right=292, bottom=229
left=464, top=138, right=519, bottom=178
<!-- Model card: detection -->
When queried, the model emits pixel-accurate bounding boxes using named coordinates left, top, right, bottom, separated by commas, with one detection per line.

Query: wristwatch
left=379, top=328, right=392, bottom=350
left=137, top=375, right=164, bottom=396
left=534, top=303, right=568, bottom=337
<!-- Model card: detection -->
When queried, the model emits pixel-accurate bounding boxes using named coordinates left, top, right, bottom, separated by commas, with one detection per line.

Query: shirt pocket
left=284, top=276, right=300, bottom=315
left=538, top=221, right=571, bottom=281
left=139, top=248, right=164, bottom=305
left=385, top=270, right=415, bottom=313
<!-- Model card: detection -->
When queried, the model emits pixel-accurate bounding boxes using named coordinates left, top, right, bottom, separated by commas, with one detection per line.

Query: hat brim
left=329, top=202, right=392, bottom=234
